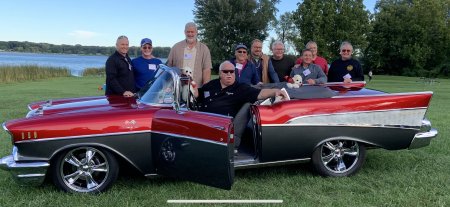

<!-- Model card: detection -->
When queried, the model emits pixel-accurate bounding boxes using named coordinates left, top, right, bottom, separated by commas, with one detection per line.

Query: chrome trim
left=332, top=91, right=433, bottom=98
left=15, top=129, right=227, bottom=146
left=263, top=108, right=427, bottom=128
left=2, top=122, right=10, bottom=135
left=15, top=130, right=153, bottom=143
left=409, top=128, right=438, bottom=149
left=0, top=154, right=49, bottom=186
left=235, top=158, right=310, bottom=169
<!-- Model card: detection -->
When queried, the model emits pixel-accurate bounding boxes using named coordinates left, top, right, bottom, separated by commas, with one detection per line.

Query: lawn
left=0, top=76, right=448, bottom=207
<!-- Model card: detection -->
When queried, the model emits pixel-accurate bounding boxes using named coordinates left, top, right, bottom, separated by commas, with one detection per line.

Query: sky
left=0, top=0, right=377, bottom=48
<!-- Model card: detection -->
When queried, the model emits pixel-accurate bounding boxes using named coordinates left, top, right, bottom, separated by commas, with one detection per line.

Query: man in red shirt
left=295, top=41, right=328, bottom=74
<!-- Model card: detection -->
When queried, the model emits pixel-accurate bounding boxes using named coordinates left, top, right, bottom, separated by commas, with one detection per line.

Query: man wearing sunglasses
left=192, top=60, right=288, bottom=151
left=327, top=41, right=364, bottom=83
left=230, top=44, right=260, bottom=85
left=131, top=38, right=163, bottom=90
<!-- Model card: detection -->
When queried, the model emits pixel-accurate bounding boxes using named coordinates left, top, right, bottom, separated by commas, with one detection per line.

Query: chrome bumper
left=0, top=148, right=49, bottom=186
left=409, top=119, right=438, bottom=149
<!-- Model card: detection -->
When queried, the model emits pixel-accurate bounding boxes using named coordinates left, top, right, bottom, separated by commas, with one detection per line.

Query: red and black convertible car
left=0, top=65, right=437, bottom=193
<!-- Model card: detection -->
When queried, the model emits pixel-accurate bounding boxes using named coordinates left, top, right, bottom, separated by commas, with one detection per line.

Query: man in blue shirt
left=132, top=38, right=163, bottom=90
left=229, top=44, right=260, bottom=85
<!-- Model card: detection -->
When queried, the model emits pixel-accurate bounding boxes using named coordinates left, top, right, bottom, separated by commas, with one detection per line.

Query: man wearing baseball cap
left=229, top=43, right=260, bottom=85
left=132, top=38, right=163, bottom=90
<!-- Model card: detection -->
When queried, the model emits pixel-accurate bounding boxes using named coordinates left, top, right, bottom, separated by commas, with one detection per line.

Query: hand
left=123, top=91, right=134, bottom=97
left=292, top=64, right=300, bottom=69
left=343, top=78, right=352, bottom=83
left=306, top=79, right=316, bottom=85
left=276, top=89, right=288, bottom=101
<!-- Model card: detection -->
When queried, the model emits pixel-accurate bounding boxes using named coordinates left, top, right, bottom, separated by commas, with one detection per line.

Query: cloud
left=68, top=30, right=99, bottom=39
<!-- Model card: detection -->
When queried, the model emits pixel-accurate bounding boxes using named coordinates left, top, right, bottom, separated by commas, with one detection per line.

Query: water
left=0, top=52, right=167, bottom=76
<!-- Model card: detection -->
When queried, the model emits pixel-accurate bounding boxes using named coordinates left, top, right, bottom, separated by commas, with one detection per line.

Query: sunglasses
left=221, top=70, right=235, bottom=74
left=341, top=49, right=351, bottom=53
left=237, top=50, right=247, bottom=54
left=142, top=46, right=152, bottom=49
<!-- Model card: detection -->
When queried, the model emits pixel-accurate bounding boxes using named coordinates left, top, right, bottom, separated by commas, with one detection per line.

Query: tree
left=271, top=11, right=299, bottom=53
left=194, top=0, right=279, bottom=68
left=364, top=0, right=450, bottom=76
left=291, top=0, right=370, bottom=61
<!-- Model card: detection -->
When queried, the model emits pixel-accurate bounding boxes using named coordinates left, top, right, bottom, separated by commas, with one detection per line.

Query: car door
left=151, top=109, right=234, bottom=190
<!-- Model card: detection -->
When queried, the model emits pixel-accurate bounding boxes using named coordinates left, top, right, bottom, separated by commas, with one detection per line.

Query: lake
left=0, top=52, right=167, bottom=76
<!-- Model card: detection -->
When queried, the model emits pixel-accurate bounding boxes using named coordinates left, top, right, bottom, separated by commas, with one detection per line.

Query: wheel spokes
left=335, top=157, right=347, bottom=171
left=64, top=170, right=82, bottom=184
left=322, top=153, right=335, bottom=165
left=343, top=145, right=359, bottom=156
left=86, top=173, right=99, bottom=189
left=92, top=162, right=108, bottom=172
left=85, top=149, right=96, bottom=163
left=65, top=153, right=82, bottom=167
left=324, top=142, right=336, bottom=151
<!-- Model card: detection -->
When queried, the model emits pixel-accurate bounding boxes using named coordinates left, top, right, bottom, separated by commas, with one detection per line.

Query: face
left=219, top=63, right=236, bottom=87
left=184, top=26, right=198, bottom=44
left=235, top=49, right=248, bottom=62
left=339, top=44, right=353, bottom=60
left=141, top=43, right=153, bottom=57
left=251, top=42, right=263, bottom=57
left=272, top=44, right=285, bottom=59
left=306, top=43, right=318, bottom=56
left=302, top=50, right=313, bottom=64
left=116, top=38, right=129, bottom=55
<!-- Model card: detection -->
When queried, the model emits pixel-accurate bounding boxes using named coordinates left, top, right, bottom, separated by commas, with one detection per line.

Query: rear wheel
left=52, top=147, right=119, bottom=193
left=312, top=140, right=366, bottom=177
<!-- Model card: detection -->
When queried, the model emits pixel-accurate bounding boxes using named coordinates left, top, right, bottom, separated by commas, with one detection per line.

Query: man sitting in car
left=191, top=60, right=288, bottom=151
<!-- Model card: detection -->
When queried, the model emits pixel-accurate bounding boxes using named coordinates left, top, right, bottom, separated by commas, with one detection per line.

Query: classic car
left=0, top=65, right=438, bottom=193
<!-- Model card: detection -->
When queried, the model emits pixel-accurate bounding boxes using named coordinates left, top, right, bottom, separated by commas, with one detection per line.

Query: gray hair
left=340, top=41, right=353, bottom=51
left=219, top=60, right=233, bottom=71
left=116, top=35, right=128, bottom=44
left=185, top=22, right=197, bottom=31
left=271, top=40, right=284, bottom=50
left=305, top=41, right=317, bottom=49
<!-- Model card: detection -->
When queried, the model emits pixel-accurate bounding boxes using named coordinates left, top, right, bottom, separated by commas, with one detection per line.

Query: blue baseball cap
left=235, top=43, right=247, bottom=51
left=140, top=38, right=152, bottom=46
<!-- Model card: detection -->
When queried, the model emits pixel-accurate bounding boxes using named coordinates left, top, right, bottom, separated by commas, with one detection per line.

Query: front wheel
left=312, top=140, right=366, bottom=177
left=51, top=147, right=119, bottom=193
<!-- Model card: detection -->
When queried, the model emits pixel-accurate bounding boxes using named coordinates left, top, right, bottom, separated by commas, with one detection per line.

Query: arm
left=166, top=46, right=175, bottom=67
left=268, top=60, right=280, bottom=83
left=314, top=66, right=327, bottom=84
left=202, top=68, right=211, bottom=85
left=257, top=88, right=288, bottom=100
left=105, top=57, right=126, bottom=95
left=352, top=61, right=364, bottom=81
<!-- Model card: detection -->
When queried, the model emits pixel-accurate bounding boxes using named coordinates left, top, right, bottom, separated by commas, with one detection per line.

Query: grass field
left=0, top=76, right=448, bottom=207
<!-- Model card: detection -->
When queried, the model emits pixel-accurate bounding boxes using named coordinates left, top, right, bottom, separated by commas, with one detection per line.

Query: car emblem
left=124, top=120, right=137, bottom=129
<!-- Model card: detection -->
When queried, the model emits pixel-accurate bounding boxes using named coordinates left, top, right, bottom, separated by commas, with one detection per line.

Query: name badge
left=148, top=64, right=156, bottom=70
left=303, top=69, right=311, bottom=76
left=204, top=91, right=210, bottom=98
left=236, top=63, right=243, bottom=70
left=343, top=73, right=352, bottom=79
left=184, top=54, right=193, bottom=59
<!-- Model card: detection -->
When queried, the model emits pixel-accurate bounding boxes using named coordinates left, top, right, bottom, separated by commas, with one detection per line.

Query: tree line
left=194, top=0, right=449, bottom=77
left=0, top=41, right=171, bottom=58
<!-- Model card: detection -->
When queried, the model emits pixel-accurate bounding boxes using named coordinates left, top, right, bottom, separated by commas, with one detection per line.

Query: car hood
left=27, top=95, right=143, bottom=117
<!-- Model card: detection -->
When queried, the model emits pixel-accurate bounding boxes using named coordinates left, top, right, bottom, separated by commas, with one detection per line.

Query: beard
left=186, top=36, right=197, bottom=44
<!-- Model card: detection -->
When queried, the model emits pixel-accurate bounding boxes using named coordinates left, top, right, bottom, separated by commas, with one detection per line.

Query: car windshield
left=138, top=69, right=175, bottom=105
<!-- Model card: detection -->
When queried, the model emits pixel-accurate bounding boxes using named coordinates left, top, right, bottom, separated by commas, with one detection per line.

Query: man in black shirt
left=328, top=41, right=364, bottom=83
left=194, top=61, right=288, bottom=149
left=105, top=35, right=135, bottom=97
left=271, top=41, right=295, bottom=81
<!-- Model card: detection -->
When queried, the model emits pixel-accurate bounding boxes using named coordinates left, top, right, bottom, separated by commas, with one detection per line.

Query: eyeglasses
left=221, top=70, right=235, bottom=74
left=341, top=49, right=351, bottom=53
left=237, top=50, right=247, bottom=54
left=142, top=46, right=152, bottom=49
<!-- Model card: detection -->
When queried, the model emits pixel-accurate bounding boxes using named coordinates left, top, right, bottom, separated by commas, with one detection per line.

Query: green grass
left=82, top=67, right=105, bottom=77
left=0, top=75, right=449, bottom=206
left=0, top=65, right=71, bottom=83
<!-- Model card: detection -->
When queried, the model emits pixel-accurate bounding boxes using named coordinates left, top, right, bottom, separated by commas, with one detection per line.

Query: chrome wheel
left=312, top=140, right=366, bottom=177
left=52, top=147, right=118, bottom=193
